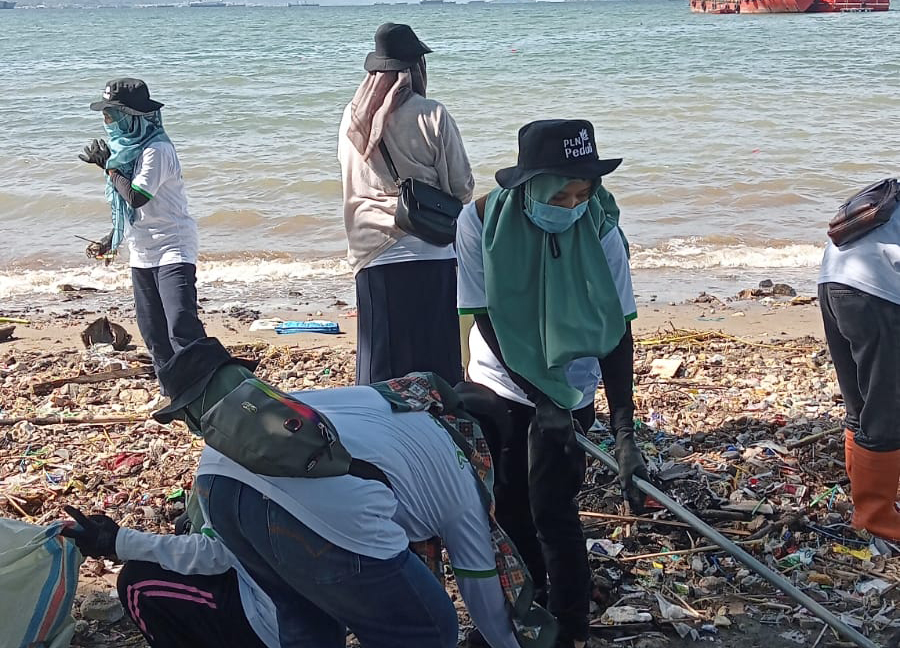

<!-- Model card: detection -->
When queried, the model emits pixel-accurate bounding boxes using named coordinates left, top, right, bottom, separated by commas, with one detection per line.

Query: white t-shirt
left=141, top=384, right=519, bottom=648
left=196, top=385, right=495, bottom=571
left=364, top=234, right=456, bottom=269
left=127, top=141, right=198, bottom=269
left=818, top=202, right=900, bottom=306
left=456, top=200, right=637, bottom=408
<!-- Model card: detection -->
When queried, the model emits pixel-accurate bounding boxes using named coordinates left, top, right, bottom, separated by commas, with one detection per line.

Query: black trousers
left=481, top=397, right=594, bottom=644
left=117, top=561, right=267, bottom=648
left=355, top=259, right=462, bottom=386
left=131, top=263, right=207, bottom=381
left=819, top=282, right=900, bottom=451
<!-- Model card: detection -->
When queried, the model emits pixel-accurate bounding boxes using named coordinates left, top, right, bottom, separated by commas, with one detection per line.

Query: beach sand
left=2, top=290, right=897, bottom=648
left=5, top=291, right=826, bottom=356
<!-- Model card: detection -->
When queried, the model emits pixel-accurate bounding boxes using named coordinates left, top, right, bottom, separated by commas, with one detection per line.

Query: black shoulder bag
left=827, top=178, right=900, bottom=247
left=378, top=140, right=462, bottom=247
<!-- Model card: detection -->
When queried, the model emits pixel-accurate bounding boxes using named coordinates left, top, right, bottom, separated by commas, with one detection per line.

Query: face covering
left=523, top=175, right=590, bottom=234
left=103, top=109, right=134, bottom=139
left=101, top=108, right=170, bottom=252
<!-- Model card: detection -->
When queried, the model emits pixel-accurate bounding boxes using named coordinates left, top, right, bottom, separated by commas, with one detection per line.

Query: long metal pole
left=575, top=433, right=878, bottom=648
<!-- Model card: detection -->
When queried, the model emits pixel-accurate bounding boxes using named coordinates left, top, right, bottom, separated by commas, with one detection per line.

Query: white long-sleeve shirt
left=116, top=528, right=280, bottom=648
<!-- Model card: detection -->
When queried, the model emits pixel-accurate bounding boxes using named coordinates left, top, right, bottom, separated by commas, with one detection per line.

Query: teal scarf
left=482, top=176, right=626, bottom=409
left=103, top=109, right=171, bottom=251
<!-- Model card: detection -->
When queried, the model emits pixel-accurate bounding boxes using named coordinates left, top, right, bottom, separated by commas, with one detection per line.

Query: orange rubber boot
left=848, top=444, right=900, bottom=541
left=844, top=429, right=854, bottom=478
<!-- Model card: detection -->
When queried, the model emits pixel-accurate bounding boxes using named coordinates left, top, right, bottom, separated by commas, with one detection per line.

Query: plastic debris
left=586, top=538, right=625, bottom=558
left=274, top=320, right=341, bottom=335
left=600, top=606, right=653, bottom=624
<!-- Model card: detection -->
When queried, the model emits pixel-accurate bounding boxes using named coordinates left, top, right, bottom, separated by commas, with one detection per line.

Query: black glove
left=534, top=395, right=578, bottom=454
left=614, top=428, right=650, bottom=513
left=85, top=233, right=113, bottom=259
left=59, top=505, right=119, bottom=559
left=78, top=139, right=111, bottom=169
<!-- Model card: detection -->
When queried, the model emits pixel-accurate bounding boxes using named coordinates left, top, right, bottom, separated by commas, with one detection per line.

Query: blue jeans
left=195, top=474, right=458, bottom=648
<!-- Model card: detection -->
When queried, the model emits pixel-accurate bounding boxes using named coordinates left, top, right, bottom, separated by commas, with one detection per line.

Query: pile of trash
left=1, top=329, right=897, bottom=647
left=578, top=327, right=898, bottom=647
left=0, top=340, right=356, bottom=646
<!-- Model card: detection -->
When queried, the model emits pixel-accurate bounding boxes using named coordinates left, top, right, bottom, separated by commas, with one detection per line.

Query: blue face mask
left=525, top=199, right=589, bottom=234
left=103, top=110, right=133, bottom=140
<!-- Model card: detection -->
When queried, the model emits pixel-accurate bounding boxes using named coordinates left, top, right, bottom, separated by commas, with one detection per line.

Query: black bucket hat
left=364, top=23, right=432, bottom=73
left=495, top=119, right=622, bottom=189
left=90, top=78, right=164, bottom=116
left=153, top=337, right=259, bottom=424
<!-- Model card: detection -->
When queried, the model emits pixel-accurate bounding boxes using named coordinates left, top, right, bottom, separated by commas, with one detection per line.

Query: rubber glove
left=614, top=428, right=650, bottom=513
left=534, top=394, right=578, bottom=454
left=59, top=505, right=119, bottom=558
left=78, top=139, right=111, bottom=169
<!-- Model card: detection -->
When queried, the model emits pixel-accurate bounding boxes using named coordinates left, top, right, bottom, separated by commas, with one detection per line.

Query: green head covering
left=482, top=176, right=627, bottom=409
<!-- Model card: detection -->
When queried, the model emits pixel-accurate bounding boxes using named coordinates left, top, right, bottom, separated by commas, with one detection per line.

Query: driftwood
left=0, top=414, right=149, bottom=427
left=619, top=539, right=764, bottom=562
left=580, top=510, right=750, bottom=536
left=786, top=426, right=842, bottom=450
left=31, top=365, right=153, bottom=396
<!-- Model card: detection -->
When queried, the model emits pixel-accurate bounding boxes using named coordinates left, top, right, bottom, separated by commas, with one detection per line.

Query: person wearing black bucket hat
left=63, top=335, right=540, bottom=648
left=456, top=119, right=647, bottom=648
left=339, top=22, right=474, bottom=387
left=79, top=78, right=206, bottom=391
left=364, top=22, right=433, bottom=72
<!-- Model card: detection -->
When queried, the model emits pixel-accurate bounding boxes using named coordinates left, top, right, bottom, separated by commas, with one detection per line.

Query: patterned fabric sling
left=371, top=372, right=557, bottom=648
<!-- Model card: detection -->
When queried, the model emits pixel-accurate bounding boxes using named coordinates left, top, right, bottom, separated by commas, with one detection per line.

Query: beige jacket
left=338, top=94, right=475, bottom=274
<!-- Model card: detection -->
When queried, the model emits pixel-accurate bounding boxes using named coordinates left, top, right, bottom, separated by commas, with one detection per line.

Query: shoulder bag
left=827, top=178, right=900, bottom=247
left=379, top=140, right=462, bottom=246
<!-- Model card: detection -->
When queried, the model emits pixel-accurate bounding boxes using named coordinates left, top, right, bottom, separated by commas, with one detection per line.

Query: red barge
left=690, top=0, right=888, bottom=12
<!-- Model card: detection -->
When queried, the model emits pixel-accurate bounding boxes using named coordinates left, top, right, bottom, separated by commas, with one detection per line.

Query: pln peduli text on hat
left=152, top=337, right=259, bottom=425
left=495, top=119, right=623, bottom=189
left=364, top=23, right=432, bottom=73
left=90, top=78, right=164, bottom=116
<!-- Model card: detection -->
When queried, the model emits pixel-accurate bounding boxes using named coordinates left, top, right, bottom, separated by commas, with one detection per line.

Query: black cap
left=152, top=337, right=259, bottom=424
left=364, top=23, right=432, bottom=73
left=90, top=78, right=164, bottom=116
left=495, top=119, right=622, bottom=189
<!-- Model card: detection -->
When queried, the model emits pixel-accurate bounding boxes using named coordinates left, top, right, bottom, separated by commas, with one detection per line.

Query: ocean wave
left=0, top=256, right=352, bottom=300
left=0, top=239, right=828, bottom=300
left=630, top=238, right=825, bottom=270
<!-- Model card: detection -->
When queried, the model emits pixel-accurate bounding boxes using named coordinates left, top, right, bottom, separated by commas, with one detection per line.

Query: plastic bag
left=0, top=518, right=83, bottom=648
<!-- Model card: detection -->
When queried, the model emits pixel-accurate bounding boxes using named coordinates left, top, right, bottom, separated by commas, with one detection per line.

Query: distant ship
left=288, top=1, right=319, bottom=5
left=189, top=1, right=226, bottom=6
left=0, top=1, right=17, bottom=8
left=807, top=0, right=888, bottom=10
left=420, top=0, right=455, bottom=4
left=690, top=0, right=888, bottom=11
